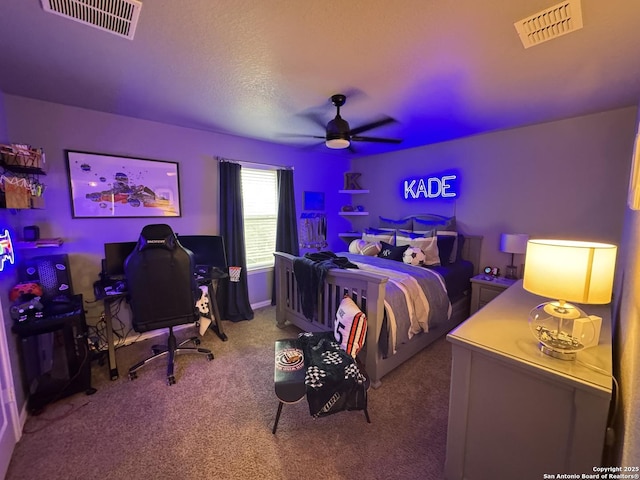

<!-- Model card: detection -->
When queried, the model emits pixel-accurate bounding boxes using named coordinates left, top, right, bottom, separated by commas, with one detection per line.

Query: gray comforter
left=340, top=253, right=452, bottom=354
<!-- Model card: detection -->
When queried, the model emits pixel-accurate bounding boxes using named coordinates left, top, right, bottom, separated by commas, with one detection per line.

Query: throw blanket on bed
left=297, top=331, right=367, bottom=418
left=293, top=252, right=358, bottom=320
left=341, top=253, right=452, bottom=354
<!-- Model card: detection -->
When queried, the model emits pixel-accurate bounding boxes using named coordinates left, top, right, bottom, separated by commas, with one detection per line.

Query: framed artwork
left=65, top=150, right=181, bottom=218
left=303, top=191, right=325, bottom=211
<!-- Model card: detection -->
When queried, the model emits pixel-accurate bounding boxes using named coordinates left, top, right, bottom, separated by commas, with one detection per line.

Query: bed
left=274, top=214, right=482, bottom=388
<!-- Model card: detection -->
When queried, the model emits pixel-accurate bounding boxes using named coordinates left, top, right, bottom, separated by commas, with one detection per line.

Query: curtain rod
left=216, top=157, right=293, bottom=170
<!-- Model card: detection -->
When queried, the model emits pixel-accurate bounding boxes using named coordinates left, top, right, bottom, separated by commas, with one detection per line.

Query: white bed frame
left=274, top=235, right=482, bottom=388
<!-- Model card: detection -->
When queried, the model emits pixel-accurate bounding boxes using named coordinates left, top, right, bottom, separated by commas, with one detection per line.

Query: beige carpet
left=6, top=306, right=452, bottom=480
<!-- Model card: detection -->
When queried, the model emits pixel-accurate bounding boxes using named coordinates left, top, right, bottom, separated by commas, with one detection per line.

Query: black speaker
left=23, top=225, right=40, bottom=241
left=19, top=254, right=73, bottom=303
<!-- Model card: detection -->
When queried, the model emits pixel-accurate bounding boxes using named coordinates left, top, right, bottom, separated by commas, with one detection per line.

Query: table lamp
left=500, top=233, right=529, bottom=279
left=523, top=239, right=617, bottom=360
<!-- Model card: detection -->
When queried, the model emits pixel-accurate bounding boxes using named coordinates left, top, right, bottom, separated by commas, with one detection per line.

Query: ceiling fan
left=297, top=94, right=402, bottom=150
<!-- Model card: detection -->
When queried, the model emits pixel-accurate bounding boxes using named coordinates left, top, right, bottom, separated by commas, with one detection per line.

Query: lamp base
left=505, top=265, right=518, bottom=279
left=537, top=343, right=577, bottom=360
left=528, top=301, right=594, bottom=362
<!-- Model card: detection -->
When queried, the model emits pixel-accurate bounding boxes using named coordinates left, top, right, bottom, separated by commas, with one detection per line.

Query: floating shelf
left=339, top=189, right=369, bottom=194
left=15, top=238, right=63, bottom=249
left=339, top=211, right=369, bottom=216
left=0, top=160, right=46, bottom=176
left=338, top=232, right=361, bottom=238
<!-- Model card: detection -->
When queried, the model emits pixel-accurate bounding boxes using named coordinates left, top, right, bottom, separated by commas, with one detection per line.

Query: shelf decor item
left=0, top=144, right=44, bottom=169
left=344, top=172, right=362, bottom=190
left=499, top=233, right=529, bottom=279
left=522, top=239, right=617, bottom=360
left=66, top=150, right=181, bottom=218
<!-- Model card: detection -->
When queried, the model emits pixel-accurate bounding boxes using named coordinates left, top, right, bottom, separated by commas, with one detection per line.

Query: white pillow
left=334, top=295, right=367, bottom=357
left=362, top=228, right=395, bottom=245
left=395, top=235, right=440, bottom=266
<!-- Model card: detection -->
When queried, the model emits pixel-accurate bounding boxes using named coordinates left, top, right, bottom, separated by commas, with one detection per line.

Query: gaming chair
left=124, top=224, right=213, bottom=385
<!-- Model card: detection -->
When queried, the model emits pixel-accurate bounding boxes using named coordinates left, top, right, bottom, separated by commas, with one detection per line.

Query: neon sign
left=0, top=229, right=15, bottom=272
left=403, top=173, right=458, bottom=200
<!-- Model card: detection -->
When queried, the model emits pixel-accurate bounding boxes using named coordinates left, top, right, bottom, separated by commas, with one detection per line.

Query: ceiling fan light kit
left=326, top=138, right=351, bottom=149
left=325, top=108, right=351, bottom=148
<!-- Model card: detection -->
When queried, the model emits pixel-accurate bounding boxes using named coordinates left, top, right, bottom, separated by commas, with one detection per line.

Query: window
left=241, top=167, right=278, bottom=269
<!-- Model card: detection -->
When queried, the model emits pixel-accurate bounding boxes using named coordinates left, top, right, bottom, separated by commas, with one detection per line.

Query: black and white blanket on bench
left=297, top=331, right=367, bottom=418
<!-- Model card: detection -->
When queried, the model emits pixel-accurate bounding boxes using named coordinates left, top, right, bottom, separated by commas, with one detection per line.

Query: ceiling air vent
left=40, top=0, right=142, bottom=40
left=514, top=0, right=583, bottom=48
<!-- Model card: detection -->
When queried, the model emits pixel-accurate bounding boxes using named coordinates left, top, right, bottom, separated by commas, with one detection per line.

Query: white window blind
left=241, top=167, right=278, bottom=269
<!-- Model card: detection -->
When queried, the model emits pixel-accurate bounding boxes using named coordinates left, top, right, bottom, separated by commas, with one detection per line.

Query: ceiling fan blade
left=351, top=135, right=402, bottom=144
left=277, top=133, right=325, bottom=139
left=298, top=111, right=327, bottom=130
left=349, top=116, right=396, bottom=135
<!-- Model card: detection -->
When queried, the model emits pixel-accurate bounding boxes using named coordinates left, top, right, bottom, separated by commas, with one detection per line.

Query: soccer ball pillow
left=403, top=246, right=427, bottom=266
left=334, top=295, right=367, bottom=357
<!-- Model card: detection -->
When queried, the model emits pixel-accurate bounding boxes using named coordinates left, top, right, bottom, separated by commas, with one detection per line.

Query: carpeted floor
left=6, top=306, right=452, bottom=480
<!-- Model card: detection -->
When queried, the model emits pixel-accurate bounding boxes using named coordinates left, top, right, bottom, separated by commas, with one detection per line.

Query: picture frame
left=303, top=191, right=325, bottom=211
left=65, top=150, right=181, bottom=218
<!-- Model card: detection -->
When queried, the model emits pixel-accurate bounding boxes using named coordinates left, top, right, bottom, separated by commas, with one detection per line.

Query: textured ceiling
left=1, top=0, right=639, bottom=157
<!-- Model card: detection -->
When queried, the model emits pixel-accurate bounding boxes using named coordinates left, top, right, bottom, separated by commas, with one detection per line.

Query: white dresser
left=445, top=280, right=612, bottom=480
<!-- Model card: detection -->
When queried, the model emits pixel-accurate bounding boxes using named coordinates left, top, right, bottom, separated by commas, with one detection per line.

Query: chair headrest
left=137, top=224, right=178, bottom=251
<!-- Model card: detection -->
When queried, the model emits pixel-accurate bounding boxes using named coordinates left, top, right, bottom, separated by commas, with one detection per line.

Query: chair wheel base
left=167, top=375, right=176, bottom=386
left=129, top=372, right=138, bottom=380
left=207, top=353, right=214, bottom=361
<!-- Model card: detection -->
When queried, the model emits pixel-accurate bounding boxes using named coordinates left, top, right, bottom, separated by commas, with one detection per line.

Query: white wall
left=614, top=110, right=640, bottom=464
left=350, top=107, right=637, bottom=273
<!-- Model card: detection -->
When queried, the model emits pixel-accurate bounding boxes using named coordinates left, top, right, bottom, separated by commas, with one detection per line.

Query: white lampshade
left=523, top=239, right=617, bottom=305
left=326, top=138, right=350, bottom=149
left=523, top=239, right=616, bottom=360
left=500, top=233, right=529, bottom=254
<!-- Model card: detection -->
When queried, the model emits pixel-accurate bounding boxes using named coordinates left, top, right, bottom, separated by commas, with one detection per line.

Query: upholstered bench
left=273, top=338, right=306, bottom=434
left=272, top=337, right=371, bottom=434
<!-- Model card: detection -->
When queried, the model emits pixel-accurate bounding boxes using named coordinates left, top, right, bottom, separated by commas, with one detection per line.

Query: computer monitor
left=103, top=241, right=137, bottom=277
left=177, top=235, right=227, bottom=270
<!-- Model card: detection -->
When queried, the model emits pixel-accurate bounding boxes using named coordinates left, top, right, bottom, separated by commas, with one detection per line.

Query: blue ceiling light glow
left=0, top=229, right=16, bottom=272
left=402, top=171, right=459, bottom=200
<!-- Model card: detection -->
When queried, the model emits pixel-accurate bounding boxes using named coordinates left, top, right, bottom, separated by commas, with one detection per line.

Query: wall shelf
left=15, top=238, right=63, bottom=249
left=0, top=163, right=46, bottom=176
left=338, top=189, right=369, bottom=194
left=339, top=212, right=369, bottom=216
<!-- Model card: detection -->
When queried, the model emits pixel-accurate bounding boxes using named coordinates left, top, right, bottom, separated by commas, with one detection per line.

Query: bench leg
left=272, top=401, right=284, bottom=434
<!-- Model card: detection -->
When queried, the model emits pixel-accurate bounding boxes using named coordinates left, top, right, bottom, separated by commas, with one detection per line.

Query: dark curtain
left=272, top=168, right=299, bottom=304
left=218, top=161, right=254, bottom=321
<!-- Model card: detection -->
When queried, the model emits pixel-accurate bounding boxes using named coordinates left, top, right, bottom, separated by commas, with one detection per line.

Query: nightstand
left=469, top=274, right=517, bottom=315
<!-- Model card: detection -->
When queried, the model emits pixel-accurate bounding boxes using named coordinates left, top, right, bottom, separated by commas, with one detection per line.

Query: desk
left=198, top=273, right=228, bottom=342
left=96, top=276, right=227, bottom=381
left=101, top=292, right=126, bottom=380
